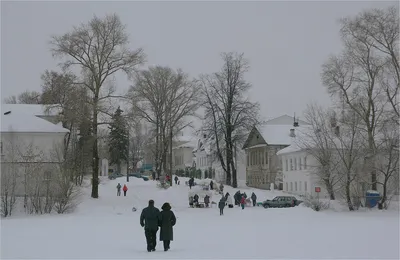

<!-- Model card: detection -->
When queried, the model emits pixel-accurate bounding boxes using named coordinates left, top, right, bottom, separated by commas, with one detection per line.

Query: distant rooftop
left=1, top=104, right=61, bottom=117
left=1, top=110, right=69, bottom=133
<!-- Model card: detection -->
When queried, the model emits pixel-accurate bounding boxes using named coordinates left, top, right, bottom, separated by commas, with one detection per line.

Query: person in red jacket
left=123, top=184, right=128, bottom=196
left=240, top=196, right=246, bottom=210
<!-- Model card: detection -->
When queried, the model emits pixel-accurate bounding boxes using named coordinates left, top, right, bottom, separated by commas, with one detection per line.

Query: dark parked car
left=128, top=172, right=149, bottom=181
left=108, top=172, right=124, bottom=180
left=262, top=196, right=302, bottom=208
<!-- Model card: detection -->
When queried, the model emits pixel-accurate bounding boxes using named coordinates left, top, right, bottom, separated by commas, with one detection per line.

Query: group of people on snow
left=116, top=183, right=128, bottom=196
left=140, top=200, right=177, bottom=252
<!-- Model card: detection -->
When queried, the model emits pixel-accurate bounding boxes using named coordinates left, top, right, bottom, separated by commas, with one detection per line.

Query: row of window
left=197, top=156, right=208, bottom=167
left=246, top=150, right=268, bottom=167
left=284, top=181, right=308, bottom=192
left=174, top=155, right=184, bottom=166
left=284, top=157, right=307, bottom=171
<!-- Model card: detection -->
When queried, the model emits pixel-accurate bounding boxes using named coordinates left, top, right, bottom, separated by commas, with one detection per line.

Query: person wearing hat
left=140, top=200, right=160, bottom=252
left=158, top=202, right=177, bottom=251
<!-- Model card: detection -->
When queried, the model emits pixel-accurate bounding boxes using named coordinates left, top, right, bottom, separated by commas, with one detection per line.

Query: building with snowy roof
left=1, top=105, right=69, bottom=197
left=242, top=115, right=310, bottom=190
left=277, top=119, right=399, bottom=200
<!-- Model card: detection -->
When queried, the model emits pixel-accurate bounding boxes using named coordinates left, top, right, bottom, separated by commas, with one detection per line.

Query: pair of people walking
left=140, top=200, right=177, bottom=252
left=116, top=183, right=128, bottom=196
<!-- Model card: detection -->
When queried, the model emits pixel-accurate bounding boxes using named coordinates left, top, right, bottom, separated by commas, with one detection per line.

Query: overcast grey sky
left=1, top=0, right=395, bottom=121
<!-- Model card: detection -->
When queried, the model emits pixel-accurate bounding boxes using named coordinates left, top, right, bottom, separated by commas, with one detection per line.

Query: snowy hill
left=1, top=176, right=399, bottom=259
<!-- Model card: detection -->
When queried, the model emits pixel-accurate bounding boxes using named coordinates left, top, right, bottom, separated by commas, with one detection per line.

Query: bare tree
left=50, top=13, right=145, bottom=198
left=296, top=103, right=343, bottom=200
left=19, top=144, right=47, bottom=214
left=0, top=137, right=18, bottom=217
left=51, top=147, right=82, bottom=214
left=321, top=8, right=391, bottom=190
left=374, top=120, right=399, bottom=209
left=200, top=52, right=259, bottom=187
left=3, top=95, right=17, bottom=104
left=329, top=111, right=365, bottom=211
left=4, top=91, right=42, bottom=104
left=128, top=66, right=199, bottom=178
left=340, top=6, right=399, bottom=122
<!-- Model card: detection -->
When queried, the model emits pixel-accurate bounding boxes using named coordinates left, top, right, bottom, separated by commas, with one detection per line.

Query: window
left=290, top=159, right=293, bottom=171
left=304, top=182, right=308, bottom=192
left=299, top=181, right=302, bottom=191
left=265, top=151, right=268, bottom=164
left=261, top=151, right=264, bottom=164
left=285, top=183, right=288, bottom=191
left=295, top=182, right=297, bottom=191
left=294, top=158, right=297, bottom=170
left=290, top=182, right=293, bottom=191
left=258, top=151, right=261, bottom=165
left=299, top=157, right=302, bottom=170
left=285, top=159, right=288, bottom=171
left=247, top=153, right=249, bottom=166
left=304, top=157, right=307, bottom=169
left=0, top=141, right=3, bottom=155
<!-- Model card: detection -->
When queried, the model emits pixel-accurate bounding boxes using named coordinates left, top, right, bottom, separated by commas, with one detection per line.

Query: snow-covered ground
left=1, top=176, right=399, bottom=259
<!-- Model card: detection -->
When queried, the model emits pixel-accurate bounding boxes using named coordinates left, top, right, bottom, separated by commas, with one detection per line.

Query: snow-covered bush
left=52, top=167, right=82, bottom=214
left=302, top=195, right=330, bottom=211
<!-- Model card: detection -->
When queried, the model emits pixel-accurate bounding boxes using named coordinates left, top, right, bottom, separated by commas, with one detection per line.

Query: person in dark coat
left=116, top=183, right=121, bottom=196
left=209, top=180, right=214, bottom=190
left=204, top=195, right=210, bottom=207
left=218, top=197, right=226, bottom=215
left=193, top=194, right=199, bottom=207
left=224, top=192, right=230, bottom=201
left=189, top=196, right=194, bottom=207
left=152, top=171, right=156, bottom=181
left=174, top=176, right=179, bottom=185
left=140, top=200, right=161, bottom=252
left=158, top=202, right=176, bottom=251
left=234, top=191, right=241, bottom=206
left=251, top=192, right=257, bottom=207
left=188, top=178, right=194, bottom=189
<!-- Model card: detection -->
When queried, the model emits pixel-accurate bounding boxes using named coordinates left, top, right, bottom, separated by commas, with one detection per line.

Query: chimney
left=289, top=128, right=296, bottom=137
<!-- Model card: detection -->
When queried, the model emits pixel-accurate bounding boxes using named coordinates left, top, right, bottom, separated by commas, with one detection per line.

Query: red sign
left=315, top=187, right=321, bottom=193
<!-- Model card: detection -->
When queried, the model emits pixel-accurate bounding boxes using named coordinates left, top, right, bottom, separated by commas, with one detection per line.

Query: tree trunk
left=345, top=174, right=354, bottom=211
left=379, top=179, right=388, bottom=210
left=169, top=129, right=173, bottom=186
left=324, top=180, right=336, bottom=200
left=232, top=140, right=238, bottom=188
left=91, top=98, right=99, bottom=199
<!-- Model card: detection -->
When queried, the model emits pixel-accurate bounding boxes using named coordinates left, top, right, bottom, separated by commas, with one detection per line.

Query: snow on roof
left=1, top=111, right=69, bottom=133
left=258, top=125, right=302, bottom=146
left=1, top=104, right=61, bottom=117
left=265, top=115, right=309, bottom=126
left=172, top=139, right=198, bottom=150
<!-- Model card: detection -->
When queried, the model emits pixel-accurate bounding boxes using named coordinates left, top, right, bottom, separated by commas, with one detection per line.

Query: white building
left=192, top=134, right=246, bottom=186
left=276, top=137, right=322, bottom=198
left=172, top=139, right=197, bottom=172
left=277, top=123, right=400, bottom=200
left=1, top=106, right=69, bottom=196
left=242, top=115, right=309, bottom=190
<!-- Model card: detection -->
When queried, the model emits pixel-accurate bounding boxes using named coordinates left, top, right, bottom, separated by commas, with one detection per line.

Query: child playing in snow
left=240, top=196, right=246, bottom=210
